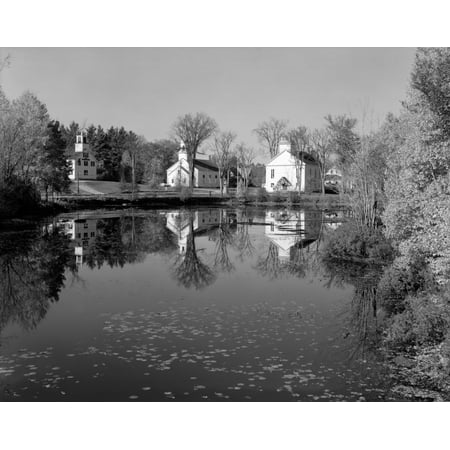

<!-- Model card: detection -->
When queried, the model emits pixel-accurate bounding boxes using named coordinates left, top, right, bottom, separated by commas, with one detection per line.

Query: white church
left=166, top=141, right=220, bottom=188
left=264, top=138, right=321, bottom=193
left=67, top=130, right=98, bottom=181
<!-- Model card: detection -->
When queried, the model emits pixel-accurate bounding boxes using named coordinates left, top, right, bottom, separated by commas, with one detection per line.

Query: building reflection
left=58, top=218, right=98, bottom=266
left=324, top=210, right=345, bottom=230
left=166, top=209, right=222, bottom=255
left=166, top=209, right=220, bottom=289
left=264, top=209, right=322, bottom=263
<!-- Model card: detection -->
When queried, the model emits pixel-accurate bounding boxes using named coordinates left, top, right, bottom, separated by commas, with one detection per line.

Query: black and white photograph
left=1, top=1, right=449, bottom=449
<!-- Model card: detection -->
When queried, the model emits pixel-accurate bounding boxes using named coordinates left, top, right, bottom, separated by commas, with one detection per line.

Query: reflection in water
left=0, top=206, right=395, bottom=401
left=168, top=210, right=217, bottom=289
left=322, top=259, right=383, bottom=360
left=0, top=226, right=77, bottom=332
left=213, top=210, right=236, bottom=273
left=58, top=213, right=176, bottom=269
left=256, top=209, right=323, bottom=279
left=233, top=210, right=255, bottom=262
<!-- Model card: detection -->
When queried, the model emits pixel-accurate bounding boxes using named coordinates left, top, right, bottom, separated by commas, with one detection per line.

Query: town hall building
left=166, top=141, right=220, bottom=188
left=264, top=138, right=321, bottom=193
left=66, top=130, right=98, bottom=181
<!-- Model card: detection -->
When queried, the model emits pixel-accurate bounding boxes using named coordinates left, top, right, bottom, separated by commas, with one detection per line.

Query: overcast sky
left=0, top=48, right=416, bottom=161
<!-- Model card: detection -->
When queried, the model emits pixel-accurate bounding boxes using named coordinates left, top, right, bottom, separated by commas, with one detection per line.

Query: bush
left=378, top=254, right=435, bottom=316
left=385, top=290, right=450, bottom=348
left=120, top=182, right=132, bottom=193
left=323, top=221, right=394, bottom=261
left=0, top=177, right=41, bottom=218
left=179, top=186, right=191, bottom=202
left=270, top=191, right=283, bottom=203
left=255, top=188, right=268, bottom=203
left=287, top=191, right=300, bottom=204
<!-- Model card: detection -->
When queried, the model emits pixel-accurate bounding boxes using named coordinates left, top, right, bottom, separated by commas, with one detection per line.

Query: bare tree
left=211, top=130, right=236, bottom=196
left=310, top=129, right=332, bottom=195
left=121, top=133, right=148, bottom=199
left=254, top=118, right=288, bottom=158
left=288, top=126, right=310, bottom=194
left=171, top=113, right=218, bottom=190
left=235, top=143, right=255, bottom=193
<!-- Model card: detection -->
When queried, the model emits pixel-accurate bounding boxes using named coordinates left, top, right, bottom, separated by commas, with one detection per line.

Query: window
left=270, top=183, right=274, bottom=187
left=171, top=179, right=174, bottom=184
left=84, top=161, right=88, bottom=166
left=84, top=223, right=88, bottom=228
left=77, top=233, right=81, bottom=238
left=91, top=232, right=95, bottom=237
left=203, top=174, right=205, bottom=178
left=84, top=170, right=88, bottom=176
left=83, top=152, right=88, bottom=158
left=215, top=175, right=217, bottom=179
left=84, top=232, right=88, bottom=238
left=91, top=161, right=95, bottom=167
left=271, top=169, right=274, bottom=179
left=77, top=159, right=81, bottom=166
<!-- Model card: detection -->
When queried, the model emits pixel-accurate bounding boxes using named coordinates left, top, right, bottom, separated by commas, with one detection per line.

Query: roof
left=193, top=159, right=219, bottom=172
left=65, top=148, right=96, bottom=159
left=266, top=149, right=318, bottom=166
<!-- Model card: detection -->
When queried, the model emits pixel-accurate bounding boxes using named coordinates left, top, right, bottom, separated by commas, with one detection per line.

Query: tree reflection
left=322, top=259, right=383, bottom=360
left=256, top=241, right=285, bottom=279
left=84, top=212, right=176, bottom=269
left=0, top=226, right=77, bottom=333
left=172, top=212, right=216, bottom=289
left=213, top=210, right=235, bottom=273
left=234, top=223, right=255, bottom=262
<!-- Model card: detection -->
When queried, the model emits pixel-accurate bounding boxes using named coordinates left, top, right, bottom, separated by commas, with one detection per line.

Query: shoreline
left=0, top=193, right=349, bottom=229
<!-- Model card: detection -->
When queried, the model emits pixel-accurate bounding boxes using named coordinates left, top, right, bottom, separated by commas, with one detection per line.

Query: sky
left=0, top=48, right=416, bottom=161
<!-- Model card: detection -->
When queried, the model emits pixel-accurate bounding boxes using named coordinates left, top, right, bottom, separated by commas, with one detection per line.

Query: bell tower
left=75, top=129, right=90, bottom=153
left=178, top=139, right=187, bottom=161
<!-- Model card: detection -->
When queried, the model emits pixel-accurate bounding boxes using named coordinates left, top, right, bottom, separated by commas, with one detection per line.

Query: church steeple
left=75, top=129, right=90, bottom=153
left=178, top=139, right=187, bottom=161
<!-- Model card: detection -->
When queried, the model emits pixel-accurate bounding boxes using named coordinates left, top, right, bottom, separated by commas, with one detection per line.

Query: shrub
left=179, top=186, right=191, bottom=202
left=323, top=221, right=393, bottom=261
left=120, top=182, right=132, bottom=193
left=0, top=177, right=41, bottom=218
left=287, top=191, right=300, bottom=204
left=385, top=290, right=450, bottom=348
left=255, top=188, right=268, bottom=203
left=378, top=254, right=435, bottom=316
left=270, top=191, right=283, bottom=203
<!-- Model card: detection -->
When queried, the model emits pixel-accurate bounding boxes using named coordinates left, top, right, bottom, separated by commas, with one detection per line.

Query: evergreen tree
left=39, top=120, right=70, bottom=201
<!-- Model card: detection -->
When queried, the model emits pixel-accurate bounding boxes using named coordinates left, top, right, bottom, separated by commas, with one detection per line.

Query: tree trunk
left=131, top=154, right=136, bottom=200
left=188, top=155, right=194, bottom=191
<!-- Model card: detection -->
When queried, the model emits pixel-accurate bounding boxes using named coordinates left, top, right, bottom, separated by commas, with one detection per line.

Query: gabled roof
left=266, top=150, right=318, bottom=166
left=193, top=159, right=219, bottom=172
left=167, top=158, right=219, bottom=173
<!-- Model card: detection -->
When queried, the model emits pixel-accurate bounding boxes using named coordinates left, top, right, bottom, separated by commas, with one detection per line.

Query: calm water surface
left=0, top=206, right=394, bottom=401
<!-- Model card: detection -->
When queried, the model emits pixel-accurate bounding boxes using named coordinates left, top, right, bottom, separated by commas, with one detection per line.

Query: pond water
left=0, top=206, right=395, bottom=401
